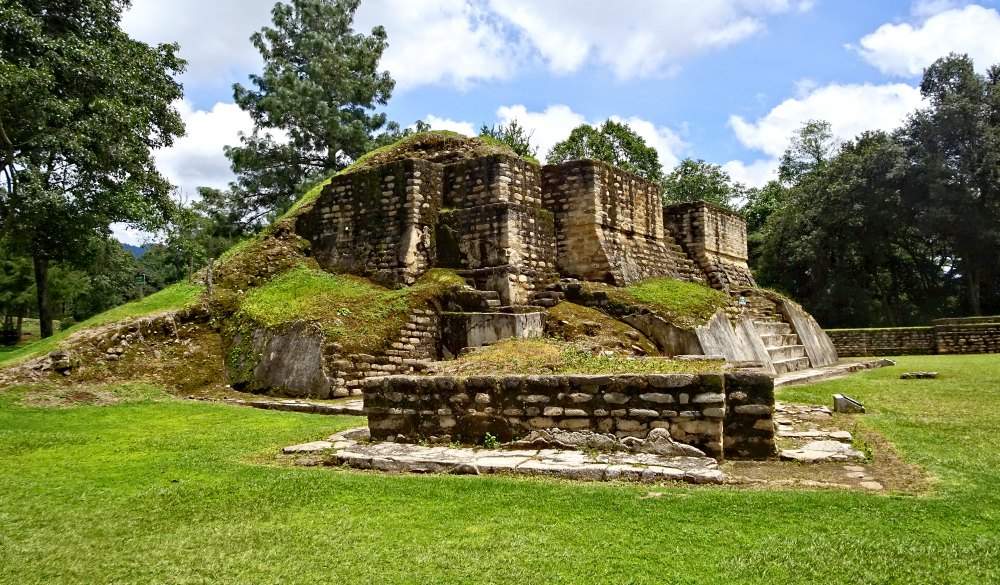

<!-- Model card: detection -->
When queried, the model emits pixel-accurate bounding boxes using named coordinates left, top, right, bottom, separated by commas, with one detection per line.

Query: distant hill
left=121, top=243, right=146, bottom=258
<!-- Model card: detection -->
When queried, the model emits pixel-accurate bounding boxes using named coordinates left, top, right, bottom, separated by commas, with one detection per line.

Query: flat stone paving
left=287, top=428, right=724, bottom=484
left=774, top=359, right=890, bottom=387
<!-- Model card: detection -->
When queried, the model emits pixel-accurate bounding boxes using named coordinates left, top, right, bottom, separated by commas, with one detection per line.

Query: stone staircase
left=528, top=283, right=566, bottom=308
left=754, top=320, right=811, bottom=374
left=662, top=235, right=706, bottom=284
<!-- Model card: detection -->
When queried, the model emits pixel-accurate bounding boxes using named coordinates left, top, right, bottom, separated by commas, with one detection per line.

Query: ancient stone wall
left=542, top=160, right=684, bottom=285
left=363, top=371, right=777, bottom=460
left=664, top=201, right=756, bottom=293
left=828, top=316, right=1000, bottom=356
left=826, top=327, right=936, bottom=357
left=298, top=159, right=443, bottom=287
left=435, top=155, right=557, bottom=304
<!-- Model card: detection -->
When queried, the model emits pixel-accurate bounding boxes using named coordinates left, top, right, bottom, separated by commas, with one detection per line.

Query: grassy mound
left=547, top=302, right=659, bottom=355
left=0, top=282, right=204, bottom=368
left=427, top=337, right=723, bottom=376
left=237, top=265, right=464, bottom=355
left=577, top=278, right=730, bottom=330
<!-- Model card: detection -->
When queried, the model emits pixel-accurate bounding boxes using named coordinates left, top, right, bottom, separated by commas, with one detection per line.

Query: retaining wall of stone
left=542, top=160, right=685, bottom=285
left=828, top=316, right=1000, bottom=356
left=362, top=371, right=776, bottom=460
left=664, top=201, right=755, bottom=293
left=300, top=160, right=443, bottom=287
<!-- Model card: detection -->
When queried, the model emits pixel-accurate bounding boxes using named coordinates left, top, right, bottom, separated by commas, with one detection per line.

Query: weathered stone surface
left=282, top=441, right=334, bottom=454
left=899, top=371, right=938, bottom=379
left=318, top=428, right=723, bottom=484
left=780, top=300, right=838, bottom=368
left=780, top=440, right=864, bottom=463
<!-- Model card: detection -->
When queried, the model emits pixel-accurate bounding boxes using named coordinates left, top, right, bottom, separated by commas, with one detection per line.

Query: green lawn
left=1, top=354, right=998, bottom=584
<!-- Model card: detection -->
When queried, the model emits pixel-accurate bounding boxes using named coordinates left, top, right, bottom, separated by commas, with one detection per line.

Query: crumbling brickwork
left=542, top=160, right=684, bottom=285
left=664, top=201, right=756, bottom=294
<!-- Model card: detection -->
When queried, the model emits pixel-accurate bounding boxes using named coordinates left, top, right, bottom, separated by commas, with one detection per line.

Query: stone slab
left=780, top=300, right=838, bottom=368
left=314, top=428, right=723, bottom=484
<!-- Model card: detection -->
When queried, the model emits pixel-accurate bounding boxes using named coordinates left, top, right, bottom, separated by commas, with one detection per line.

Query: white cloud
left=425, top=115, right=477, bottom=136
left=855, top=4, right=1000, bottom=77
left=487, top=0, right=810, bottom=80
left=912, top=0, right=967, bottom=18
left=155, top=100, right=254, bottom=197
left=495, top=105, right=587, bottom=162
left=728, top=82, right=923, bottom=158
left=122, top=0, right=272, bottom=83
left=355, top=0, right=519, bottom=92
left=722, top=158, right=778, bottom=188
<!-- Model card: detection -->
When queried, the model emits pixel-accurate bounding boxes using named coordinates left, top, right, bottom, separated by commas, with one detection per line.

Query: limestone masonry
left=300, top=154, right=750, bottom=302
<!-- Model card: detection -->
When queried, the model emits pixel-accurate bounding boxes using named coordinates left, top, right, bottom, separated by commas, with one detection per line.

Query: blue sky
left=116, top=0, right=1000, bottom=241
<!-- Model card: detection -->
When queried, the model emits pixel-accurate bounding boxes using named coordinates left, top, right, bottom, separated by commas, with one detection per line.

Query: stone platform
left=288, top=428, right=724, bottom=484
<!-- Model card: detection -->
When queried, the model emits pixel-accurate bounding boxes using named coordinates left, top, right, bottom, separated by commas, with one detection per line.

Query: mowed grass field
left=1, top=355, right=998, bottom=584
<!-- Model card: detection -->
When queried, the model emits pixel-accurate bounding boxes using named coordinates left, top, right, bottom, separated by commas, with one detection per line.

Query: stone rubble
left=313, top=428, right=724, bottom=484
left=779, top=440, right=865, bottom=463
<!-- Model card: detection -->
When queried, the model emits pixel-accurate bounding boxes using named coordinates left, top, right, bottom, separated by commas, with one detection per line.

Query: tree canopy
left=226, top=0, right=395, bottom=222
left=662, top=158, right=744, bottom=210
left=547, top=120, right=665, bottom=185
left=0, top=0, right=186, bottom=337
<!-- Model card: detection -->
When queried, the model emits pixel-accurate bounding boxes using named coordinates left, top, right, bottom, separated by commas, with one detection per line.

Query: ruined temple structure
left=299, top=152, right=757, bottom=302
left=290, top=135, right=838, bottom=402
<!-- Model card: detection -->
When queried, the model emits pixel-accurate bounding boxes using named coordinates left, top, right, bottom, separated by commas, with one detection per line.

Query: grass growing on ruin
left=429, top=337, right=725, bottom=376
left=622, top=278, right=730, bottom=324
left=0, top=283, right=204, bottom=368
left=238, top=266, right=463, bottom=354
left=1, top=354, right=999, bottom=583
left=548, top=302, right=659, bottom=355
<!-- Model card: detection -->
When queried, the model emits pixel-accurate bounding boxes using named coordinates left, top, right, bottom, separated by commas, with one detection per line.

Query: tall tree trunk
left=968, top=268, right=982, bottom=316
left=33, top=254, right=53, bottom=338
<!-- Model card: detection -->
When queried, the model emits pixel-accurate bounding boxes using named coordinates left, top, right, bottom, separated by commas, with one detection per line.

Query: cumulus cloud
left=495, top=105, right=587, bottom=161
left=155, top=100, right=254, bottom=197
left=854, top=4, right=1000, bottom=77
left=125, top=0, right=814, bottom=95
left=122, top=0, right=271, bottom=83
left=722, top=159, right=779, bottom=189
left=728, top=82, right=923, bottom=159
left=487, top=0, right=811, bottom=79
left=355, top=0, right=519, bottom=91
left=424, top=115, right=477, bottom=136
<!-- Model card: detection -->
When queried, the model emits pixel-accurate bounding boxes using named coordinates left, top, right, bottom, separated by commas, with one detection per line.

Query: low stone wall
left=934, top=322, right=1000, bottom=354
left=828, top=316, right=1000, bottom=356
left=362, top=371, right=776, bottom=460
left=827, top=327, right=935, bottom=357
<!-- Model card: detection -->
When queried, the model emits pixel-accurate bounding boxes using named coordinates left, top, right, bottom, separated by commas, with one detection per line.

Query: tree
left=662, top=158, right=744, bottom=209
left=778, top=120, right=839, bottom=184
left=900, top=53, right=1000, bottom=315
left=226, top=0, right=395, bottom=222
left=547, top=120, right=665, bottom=185
left=0, top=241, right=33, bottom=344
left=479, top=120, right=539, bottom=160
left=0, top=0, right=185, bottom=337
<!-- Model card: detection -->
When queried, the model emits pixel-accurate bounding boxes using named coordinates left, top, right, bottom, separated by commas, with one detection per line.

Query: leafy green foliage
left=479, top=120, right=539, bottom=162
left=662, top=158, right=744, bottom=209
left=0, top=0, right=186, bottom=337
left=226, top=0, right=395, bottom=220
left=547, top=120, right=665, bottom=185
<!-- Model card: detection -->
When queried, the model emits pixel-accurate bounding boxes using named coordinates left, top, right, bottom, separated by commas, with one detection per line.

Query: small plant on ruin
left=482, top=433, right=500, bottom=449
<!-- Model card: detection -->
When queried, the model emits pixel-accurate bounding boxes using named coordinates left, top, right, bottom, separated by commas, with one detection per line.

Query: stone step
left=760, top=333, right=801, bottom=348
left=772, top=356, right=811, bottom=375
left=486, top=299, right=501, bottom=308
left=767, top=344, right=807, bottom=361
left=479, top=290, right=501, bottom=300
left=754, top=320, right=791, bottom=335
left=529, top=298, right=560, bottom=308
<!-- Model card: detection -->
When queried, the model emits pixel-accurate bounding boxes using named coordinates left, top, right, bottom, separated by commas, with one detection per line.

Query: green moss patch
left=576, top=278, right=729, bottom=330
left=429, top=337, right=723, bottom=376
left=238, top=266, right=463, bottom=355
